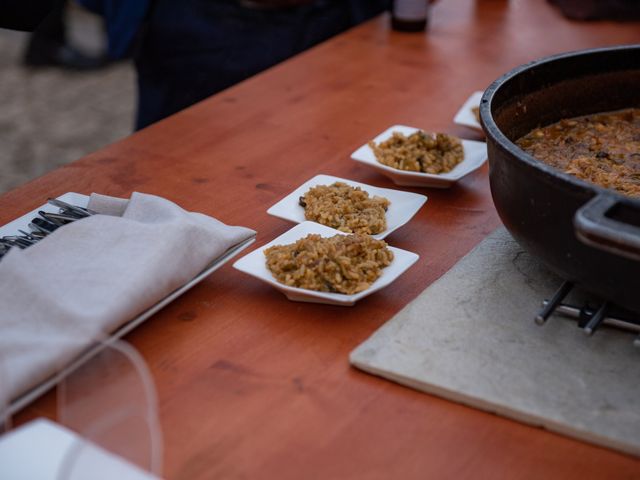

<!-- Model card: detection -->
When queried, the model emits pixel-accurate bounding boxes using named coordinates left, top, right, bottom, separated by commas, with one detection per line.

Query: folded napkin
left=0, top=192, right=256, bottom=404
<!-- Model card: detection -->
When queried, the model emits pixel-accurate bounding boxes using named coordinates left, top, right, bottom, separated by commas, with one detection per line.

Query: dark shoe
left=24, top=42, right=109, bottom=71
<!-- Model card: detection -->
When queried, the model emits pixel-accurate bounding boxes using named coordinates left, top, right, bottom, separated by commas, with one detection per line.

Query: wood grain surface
left=6, top=1, right=640, bottom=478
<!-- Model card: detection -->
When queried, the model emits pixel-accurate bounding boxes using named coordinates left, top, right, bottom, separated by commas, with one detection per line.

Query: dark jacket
left=78, top=0, right=388, bottom=59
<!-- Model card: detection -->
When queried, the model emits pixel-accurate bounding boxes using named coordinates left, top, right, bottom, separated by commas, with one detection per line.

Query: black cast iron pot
left=480, top=45, right=640, bottom=314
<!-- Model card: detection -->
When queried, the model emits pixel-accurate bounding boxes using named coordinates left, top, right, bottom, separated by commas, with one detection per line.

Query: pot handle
left=574, top=193, right=640, bottom=261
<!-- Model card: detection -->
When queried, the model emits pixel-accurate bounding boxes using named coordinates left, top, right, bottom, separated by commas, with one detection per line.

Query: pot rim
left=479, top=44, right=640, bottom=202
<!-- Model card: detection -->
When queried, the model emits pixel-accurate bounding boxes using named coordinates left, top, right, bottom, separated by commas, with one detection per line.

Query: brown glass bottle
left=391, top=0, right=428, bottom=32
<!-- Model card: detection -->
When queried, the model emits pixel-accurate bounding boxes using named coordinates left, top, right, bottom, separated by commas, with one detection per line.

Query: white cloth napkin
left=0, top=192, right=256, bottom=404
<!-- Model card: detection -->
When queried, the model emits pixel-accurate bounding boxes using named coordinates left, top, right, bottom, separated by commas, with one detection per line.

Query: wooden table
left=6, top=1, right=640, bottom=478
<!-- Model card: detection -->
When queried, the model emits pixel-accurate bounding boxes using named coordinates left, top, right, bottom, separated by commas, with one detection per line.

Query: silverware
left=47, top=198, right=96, bottom=217
left=0, top=198, right=95, bottom=261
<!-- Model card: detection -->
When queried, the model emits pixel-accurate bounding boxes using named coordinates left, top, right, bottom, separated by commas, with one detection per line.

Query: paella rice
left=517, top=108, right=640, bottom=197
left=299, top=182, right=390, bottom=235
left=264, top=233, right=394, bottom=294
left=368, top=130, right=464, bottom=174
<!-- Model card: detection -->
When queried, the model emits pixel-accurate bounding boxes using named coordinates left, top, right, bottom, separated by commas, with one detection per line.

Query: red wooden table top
left=6, top=1, right=640, bottom=478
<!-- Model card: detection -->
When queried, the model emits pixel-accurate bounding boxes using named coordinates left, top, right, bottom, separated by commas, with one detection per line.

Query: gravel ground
left=0, top=6, right=136, bottom=195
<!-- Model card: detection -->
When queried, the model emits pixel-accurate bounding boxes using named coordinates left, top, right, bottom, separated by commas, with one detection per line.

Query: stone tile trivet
left=350, top=227, right=640, bottom=457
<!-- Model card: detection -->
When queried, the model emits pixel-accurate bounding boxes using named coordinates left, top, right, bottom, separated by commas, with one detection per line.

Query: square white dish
left=0, top=419, right=161, bottom=480
left=350, top=125, right=488, bottom=188
left=233, top=221, right=419, bottom=306
left=2, top=193, right=256, bottom=415
left=266, top=174, right=427, bottom=240
left=453, top=90, right=484, bottom=131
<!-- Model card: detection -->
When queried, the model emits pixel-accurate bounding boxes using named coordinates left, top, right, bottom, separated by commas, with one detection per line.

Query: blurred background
left=0, top=4, right=135, bottom=195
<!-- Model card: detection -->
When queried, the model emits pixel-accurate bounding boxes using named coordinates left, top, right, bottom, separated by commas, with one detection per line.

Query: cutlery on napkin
left=0, top=192, right=256, bottom=404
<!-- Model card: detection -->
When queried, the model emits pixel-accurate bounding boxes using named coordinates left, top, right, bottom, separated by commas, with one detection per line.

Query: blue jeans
left=134, top=0, right=388, bottom=129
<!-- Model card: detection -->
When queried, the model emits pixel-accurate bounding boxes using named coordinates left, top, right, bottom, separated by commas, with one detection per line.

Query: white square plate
left=350, top=125, right=488, bottom=188
left=266, top=174, right=427, bottom=240
left=0, top=419, right=161, bottom=480
left=233, top=221, right=419, bottom=306
left=453, top=90, right=484, bottom=131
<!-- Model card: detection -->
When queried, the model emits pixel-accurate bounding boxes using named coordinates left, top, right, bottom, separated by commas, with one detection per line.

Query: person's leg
left=347, top=0, right=389, bottom=24
left=24, top=0, right=66, bottom=62
left=135, top=0, right=294, bottom=128
left=23, top=0, right=108, bottom=70
left=134, top=0, right=387, bottom=129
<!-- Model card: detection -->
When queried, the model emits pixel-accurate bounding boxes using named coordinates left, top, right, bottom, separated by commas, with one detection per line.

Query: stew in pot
left=516, top=108, right=640, bottom=197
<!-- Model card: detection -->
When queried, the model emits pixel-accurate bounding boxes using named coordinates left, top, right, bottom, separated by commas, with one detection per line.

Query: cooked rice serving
left=299, top=182, right=390, bottom=235
left=264, top=233, right=394, bottom=294
left=368, top=130, right=464, bottom=174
